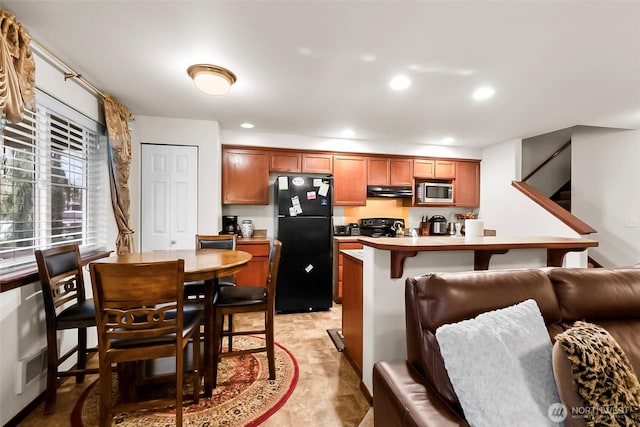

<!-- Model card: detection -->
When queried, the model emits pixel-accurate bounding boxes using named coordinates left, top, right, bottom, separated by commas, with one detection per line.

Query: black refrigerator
left=275, top=175, right=333, bottom=313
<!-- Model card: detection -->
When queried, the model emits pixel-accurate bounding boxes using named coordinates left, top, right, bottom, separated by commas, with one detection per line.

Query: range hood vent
left=366, top=185, right=413, bottom=198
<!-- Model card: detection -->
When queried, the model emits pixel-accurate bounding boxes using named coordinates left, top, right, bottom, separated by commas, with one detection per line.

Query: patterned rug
left=71, top=337, right=298, bottom=426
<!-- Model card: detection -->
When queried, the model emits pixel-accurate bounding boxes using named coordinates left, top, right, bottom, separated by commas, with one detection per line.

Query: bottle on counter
left=419, top=215, right=430, bottom=236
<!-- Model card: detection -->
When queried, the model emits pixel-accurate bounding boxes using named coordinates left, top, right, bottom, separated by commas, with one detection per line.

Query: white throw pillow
left=435, top=299, right=562, bottom=427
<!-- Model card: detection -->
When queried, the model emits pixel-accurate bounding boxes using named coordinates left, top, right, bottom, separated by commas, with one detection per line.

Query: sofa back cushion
left=550, top=267, right=640, bottom=375
left=405, top=269, right=562, bottom=414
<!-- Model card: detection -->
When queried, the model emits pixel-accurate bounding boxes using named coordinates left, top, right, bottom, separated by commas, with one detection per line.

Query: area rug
left=71, top=336, right=298, bottom=426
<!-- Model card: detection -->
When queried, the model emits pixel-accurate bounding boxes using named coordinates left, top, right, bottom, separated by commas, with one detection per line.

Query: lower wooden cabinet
left=332, top=240, right=363, bottom=303
left=342, top=252, right=363, bottom=377
left=235, top=240, right=270, bottom=286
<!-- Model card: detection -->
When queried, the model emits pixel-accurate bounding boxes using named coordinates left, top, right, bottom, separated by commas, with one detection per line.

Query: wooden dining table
left=94, top=248, right=252, bottom=395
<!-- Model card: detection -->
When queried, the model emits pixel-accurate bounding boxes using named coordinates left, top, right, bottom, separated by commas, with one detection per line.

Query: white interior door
left=141, top=144, right=198, bottom=251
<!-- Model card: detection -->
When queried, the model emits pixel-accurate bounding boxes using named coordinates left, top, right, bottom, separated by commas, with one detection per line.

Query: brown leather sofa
left=372, top=267, right=640, bottom=426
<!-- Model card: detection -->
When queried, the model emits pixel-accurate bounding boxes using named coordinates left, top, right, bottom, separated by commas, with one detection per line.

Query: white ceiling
left=3, top=1, right=639, bottom=148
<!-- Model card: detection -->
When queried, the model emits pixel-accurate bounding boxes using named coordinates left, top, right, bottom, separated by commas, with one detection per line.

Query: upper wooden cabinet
left=270, top=151, right=301, bottom=172
left=414, top=159, right=456, bottom=179
left=367, top=158, right=390, bottom=186
left=389, top=158, right=414, bottom=186
left=222, top=148, right=270, bottom=205
left=302, top=153, right=333, bottom=174
left=220, top=145, right=479, bottom=207
left=333, top=155, right=367, bottom=206
left=367, top=157, right=413, bottom=186
left=454, top=160, right=480, bottom=207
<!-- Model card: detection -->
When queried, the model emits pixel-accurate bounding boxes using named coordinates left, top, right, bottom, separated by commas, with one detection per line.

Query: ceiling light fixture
left=342, top=128, right=355, bottom=138
left=472, top=86, right=495, bottom=100
left=240, top=122, right=254, bottom=129
left=187, top=64, right=237, bottom=96
left=390, top=75, right=411, bottom=91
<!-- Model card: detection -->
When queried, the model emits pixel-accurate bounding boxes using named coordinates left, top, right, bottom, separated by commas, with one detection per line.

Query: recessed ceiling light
left=441, top=137, right=455, bottom=144
left=342, top=128, right=355, bottom=138
left=240, top=122, right=254, bottom=129
left=473, top=86, right=495, bottom=100
left=390, top=75, right=411, bottom=91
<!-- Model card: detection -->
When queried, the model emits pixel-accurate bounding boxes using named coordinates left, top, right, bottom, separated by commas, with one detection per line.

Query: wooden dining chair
left=212, top=240, right=282, bottom=386
left=184, top=234, right=237, bottom=350
left=89, top=259, right=202, bottom=427
left=184, top=234, right=237, bottom=300
left=34, top=244, right=99, bottom=414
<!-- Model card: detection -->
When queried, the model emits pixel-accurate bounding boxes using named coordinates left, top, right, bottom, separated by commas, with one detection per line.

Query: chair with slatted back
left=212, top=240, right=282, bottom=386
left=89, top=259, right=202, bottom=427
left=35, top=244, right=99, bottom=414
left=184, top=234, right=237, bottom=350
left=184, top=234, right=237, bottom=300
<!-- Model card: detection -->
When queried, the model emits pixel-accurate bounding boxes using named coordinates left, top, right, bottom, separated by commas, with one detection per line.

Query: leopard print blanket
left=555, top=321, right=640, bottom=426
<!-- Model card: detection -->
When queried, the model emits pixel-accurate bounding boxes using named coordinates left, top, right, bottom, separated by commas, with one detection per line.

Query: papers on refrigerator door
left=318, top=182, right=329, bottom=197
left=278, top=176, right=289, bottom=190
left=291, top=195, right=303, bottom=215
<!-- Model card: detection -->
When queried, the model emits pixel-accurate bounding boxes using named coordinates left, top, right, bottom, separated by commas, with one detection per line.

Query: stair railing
left=522, top=140, right=571, bottom=182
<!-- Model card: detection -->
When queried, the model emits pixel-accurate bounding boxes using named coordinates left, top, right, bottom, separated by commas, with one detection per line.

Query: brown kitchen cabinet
left=367, top=157, right=413, bottom=186
left=333, top=155, right=367, bottom=205
left=332, top=240, right=363, bottom=303
left=454, top=160, right=480, bottom=207
left=235, top=239, right=270, bottom=286
left=222, top=147, right=270, bottom=204
left=302, top=153, right=333, bottom=173
left=414, top=159, right=456, bottom=179
left=270, top=151, right=301, bottom=172
left=342, top=251, right=363, bottom=377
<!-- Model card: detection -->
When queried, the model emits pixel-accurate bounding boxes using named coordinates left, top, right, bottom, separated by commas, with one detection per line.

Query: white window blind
left=0, top=90, right=107, bottom=270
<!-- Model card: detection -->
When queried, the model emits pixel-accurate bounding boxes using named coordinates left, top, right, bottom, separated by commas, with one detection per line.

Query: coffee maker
left=221, top=215, right=239, bottom=235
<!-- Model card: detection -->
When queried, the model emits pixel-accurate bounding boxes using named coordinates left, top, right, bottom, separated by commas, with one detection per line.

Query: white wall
left=128, top=116, right=222, bottom=249
left=480, top=139, right=586, bottom=267
left=222, top=129, right=483, bottom=159
left=572, top=127, right=640, bottom=267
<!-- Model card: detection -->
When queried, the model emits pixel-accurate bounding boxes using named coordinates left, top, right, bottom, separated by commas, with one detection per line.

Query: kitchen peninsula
left=343, top=235, right=598, bottom=395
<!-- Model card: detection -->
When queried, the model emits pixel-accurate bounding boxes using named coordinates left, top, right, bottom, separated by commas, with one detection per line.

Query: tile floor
left=16, top=304, right=372, bottom=426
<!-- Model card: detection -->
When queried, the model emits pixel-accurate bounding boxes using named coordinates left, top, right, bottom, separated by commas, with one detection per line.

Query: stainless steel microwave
left=416, top=182, right=453, bottom=203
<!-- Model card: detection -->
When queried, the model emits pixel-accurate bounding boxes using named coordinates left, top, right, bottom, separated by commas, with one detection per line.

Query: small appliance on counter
left=333, top=225, right=350, bottom=236
left=348, top=223, right=360, bottom=236
left=240, top=219, right=254, bottom=238
left=359, top=218, right=405, bottom=237
left=428, top=215, right=448, bottom=235
left=221, top=215, right=239, bottom=235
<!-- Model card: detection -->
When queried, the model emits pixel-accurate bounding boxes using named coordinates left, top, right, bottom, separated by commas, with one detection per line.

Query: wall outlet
left=625, top=216, right=638, bottom=228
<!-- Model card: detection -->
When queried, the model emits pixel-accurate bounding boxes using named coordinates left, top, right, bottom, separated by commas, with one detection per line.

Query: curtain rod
left=29, top=37, right=106, bottom=100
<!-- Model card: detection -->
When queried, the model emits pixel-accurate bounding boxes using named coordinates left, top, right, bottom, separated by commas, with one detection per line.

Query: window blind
left=0, top=90, right=107, bottom=270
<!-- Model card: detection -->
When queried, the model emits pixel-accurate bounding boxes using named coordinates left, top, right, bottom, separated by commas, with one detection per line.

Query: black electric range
left=359, top=217, right=405, bottom=237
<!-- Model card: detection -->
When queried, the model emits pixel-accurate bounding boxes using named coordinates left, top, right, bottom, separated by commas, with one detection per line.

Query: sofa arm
left=373, top=361, right=469, bottom=427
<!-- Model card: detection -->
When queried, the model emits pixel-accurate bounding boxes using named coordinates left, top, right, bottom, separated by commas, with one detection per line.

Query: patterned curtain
left=103, top=94, right=135, bottom=255
left=0, top=10, right=35, bottom=122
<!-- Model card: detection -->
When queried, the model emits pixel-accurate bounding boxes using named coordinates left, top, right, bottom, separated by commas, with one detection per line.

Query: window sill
left=0, top=249, right=112, bottom=293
